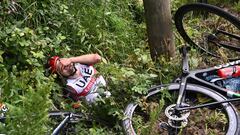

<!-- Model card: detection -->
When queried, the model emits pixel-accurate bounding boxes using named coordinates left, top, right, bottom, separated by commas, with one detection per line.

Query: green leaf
left=101, top=57, right=108, bottom=64
left=149, top=74, right=158, bottom=78
left=30, top=51, right=44, bottom=59
left=0, top=50, right=4, bottom=63
left=141, top=54, right=148, bottom=64
left=19, top=32, right=25, bottom=37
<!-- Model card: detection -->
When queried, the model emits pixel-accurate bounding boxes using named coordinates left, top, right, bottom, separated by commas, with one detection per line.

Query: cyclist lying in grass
left=47, top=54, right=111, bottom=107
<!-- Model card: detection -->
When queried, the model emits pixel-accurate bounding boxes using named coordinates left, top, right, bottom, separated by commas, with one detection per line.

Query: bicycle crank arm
left=176, top=97, right=240, bottom=111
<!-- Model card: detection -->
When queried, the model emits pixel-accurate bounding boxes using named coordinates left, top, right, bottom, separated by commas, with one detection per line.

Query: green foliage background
left=1, top=0, right=240, bottom=134
left=0, top=0, right=160, bottom=134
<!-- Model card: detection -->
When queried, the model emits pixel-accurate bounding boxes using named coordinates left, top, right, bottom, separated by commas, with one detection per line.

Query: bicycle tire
left=122, top=83, right=240, bottom=135
left=175, top=3, right=240, bottom=60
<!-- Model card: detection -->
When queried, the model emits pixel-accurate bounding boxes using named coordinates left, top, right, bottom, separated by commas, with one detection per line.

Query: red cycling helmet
left=48, top=56, right=60, bottom=73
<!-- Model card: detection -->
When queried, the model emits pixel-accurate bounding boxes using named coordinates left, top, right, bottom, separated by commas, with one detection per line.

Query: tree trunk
left=143, top=0, right=175, bottom=61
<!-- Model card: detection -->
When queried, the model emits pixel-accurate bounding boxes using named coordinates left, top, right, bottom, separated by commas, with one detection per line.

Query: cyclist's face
left=56, top=60, right=76, bottom=77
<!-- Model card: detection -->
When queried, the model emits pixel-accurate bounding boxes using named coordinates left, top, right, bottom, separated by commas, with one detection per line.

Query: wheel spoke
left=175, top=3, right=240, bottom=63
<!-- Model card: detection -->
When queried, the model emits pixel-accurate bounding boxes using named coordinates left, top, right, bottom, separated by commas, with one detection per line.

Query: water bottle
left=217, top=66, right=240, bottom=79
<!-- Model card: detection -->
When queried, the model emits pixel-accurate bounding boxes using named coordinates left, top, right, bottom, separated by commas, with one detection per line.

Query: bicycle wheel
left=175, top=3, right=240, bottom=61
left=122, top=83, right=240, bottom=135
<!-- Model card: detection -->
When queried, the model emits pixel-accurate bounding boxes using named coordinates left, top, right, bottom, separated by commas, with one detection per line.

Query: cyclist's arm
left=60, top=54, right=101, bottom=66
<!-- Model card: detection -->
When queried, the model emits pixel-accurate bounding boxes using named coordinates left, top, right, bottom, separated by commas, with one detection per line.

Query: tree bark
left=143, top=0, right=175, bottom=61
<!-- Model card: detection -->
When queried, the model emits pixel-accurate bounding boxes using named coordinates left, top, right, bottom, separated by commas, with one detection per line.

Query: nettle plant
left=1, top=25, right=70, bottom=69
left=0, top=54, right=58, bottom=134
left=0, top=22, right=69, bottom=135
left=0, top=0, right=181, bottom=134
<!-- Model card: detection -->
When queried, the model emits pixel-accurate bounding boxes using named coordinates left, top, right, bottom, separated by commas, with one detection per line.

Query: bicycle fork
left=163, top=46, right=191, bottom=130
left=176, top=46, right=190, bottom=108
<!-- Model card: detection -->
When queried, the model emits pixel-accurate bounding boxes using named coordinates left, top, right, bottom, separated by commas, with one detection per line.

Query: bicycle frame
left=175, top=46, right=240, bottom=111
left=122, top=3, right=240, bottom=134
left=49, top=111, right=85, bottom=135
left=52, top=115, right=71, bottom=135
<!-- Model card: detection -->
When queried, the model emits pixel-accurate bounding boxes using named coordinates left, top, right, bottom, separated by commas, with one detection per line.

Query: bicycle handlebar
left=49, top=111, right=85, bottom=135
left=48, top=111, right=84, bottom=118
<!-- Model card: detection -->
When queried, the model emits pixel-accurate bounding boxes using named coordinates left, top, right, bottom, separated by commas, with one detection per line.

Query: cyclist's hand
left=59, top=58, right=72, bottom=66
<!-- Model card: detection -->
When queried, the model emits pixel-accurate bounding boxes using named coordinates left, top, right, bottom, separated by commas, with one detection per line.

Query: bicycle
left=48, top=111, right=92, bottom=135
left=0, top=107, right=91, bottom=135
left=123, top=3, right=240, bottom=135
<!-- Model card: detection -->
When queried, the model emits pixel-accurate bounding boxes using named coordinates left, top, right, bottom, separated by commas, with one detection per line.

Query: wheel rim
left=123, top=84, right=239, bottom=135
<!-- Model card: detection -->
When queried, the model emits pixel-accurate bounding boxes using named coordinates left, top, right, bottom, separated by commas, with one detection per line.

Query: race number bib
left=67, top=64, right=99, bottom=96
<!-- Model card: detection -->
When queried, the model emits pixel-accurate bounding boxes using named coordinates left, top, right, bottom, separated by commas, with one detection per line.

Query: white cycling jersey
left=66, top=63, right=106, bottom=99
